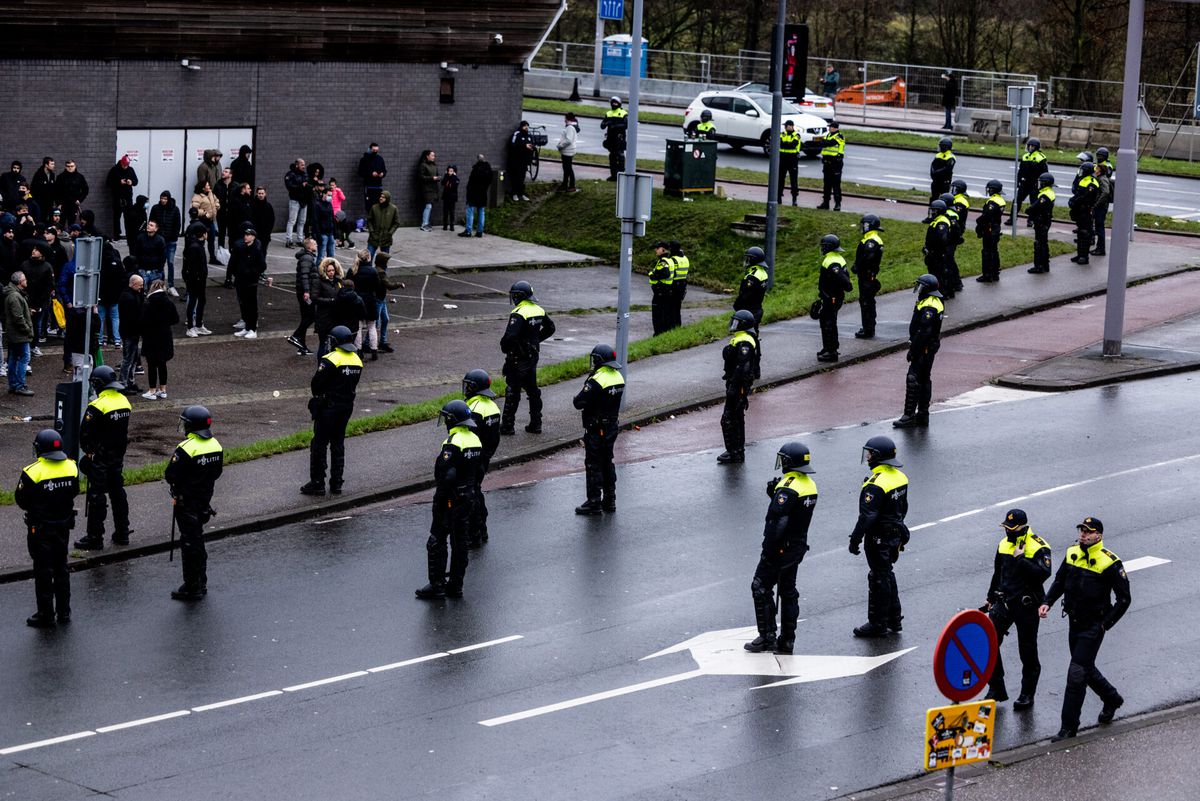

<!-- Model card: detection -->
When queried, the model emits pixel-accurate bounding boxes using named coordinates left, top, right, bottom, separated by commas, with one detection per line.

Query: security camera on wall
left=180, top=58, right=200, bottom=71
left=492, top=33, right=503, bottom=45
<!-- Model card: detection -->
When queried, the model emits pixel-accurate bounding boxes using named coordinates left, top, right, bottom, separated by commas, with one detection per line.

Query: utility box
left=54, top=382, right=84, bottom=458
left=663, top=139, right=717, bottom=197
left=489, top=170, right=505, bottom=208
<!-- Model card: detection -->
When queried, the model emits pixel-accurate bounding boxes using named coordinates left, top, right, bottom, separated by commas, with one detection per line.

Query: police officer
left=894, top=274, right=944, bottom=429
left=500, top=280, right=555, bottom=435
left=984, top=509, right=1051, bottom=709
left=718, top=310, right=760, bottom=464
left=745, top=442, right=817, bottom=655
left=17, top=429, right=80, bottom=627
left=1039, top=517, right=1131, bottom=741
left=416, top=399, right=483, bottom=600
left=848, top=435, right=909, bottom=637
left=778, top=120, right=801, bottom=205
left=930, top=137, right=956, bottom=201
left=648, top=241, right=675, bottom=335
left=938, top=192, right=962, bottom=298
left=734, top=246, right=769, bottom=328
left=975, top=179, right=1006, bottom=283
left=1092, top=147, right=1115, bottom=256
left=816, top=233, right=852, bottom=363
left=1027, top=173, right=1056, bottom=274
left=463, top=368, right=501, bottom=547
left=600, top=96, right=629, bottom=180
left=950, top=178, right=970, bottom=243
left=923, top=199, right=952, bottom=291
left=301, top=325, right=363, bottom=496
left=1010, top=137, right=1047, bottom=225
left=668, top=240, right=689, bottom=330
left=74, top=365, right=132, bottom=550
left=573, top=344, right=625, bottom=515
left=852, top=214, right=884, bottom=339
left=166, top=406, right=223, bottom=601
left=816, top=120, right=845, bottom=211
left=690, top=109, right=717, bottom=140
left=1070, top=161, right=1101, bottom=264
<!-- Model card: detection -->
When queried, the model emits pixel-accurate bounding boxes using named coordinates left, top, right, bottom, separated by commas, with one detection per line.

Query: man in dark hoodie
left=106, top=156, right=138, bottom=240
left=30, top=158, right=56, bottom=217
left=55, top=160, right=89, bottom=226
left=230, top=145, right=254, bottom=187
left=287, top=238, right=319, bottom=355
left=134, top=219, right=167, bottom=283
left=356, top=143, right=387, bottom=212
left=148, top=191, right=182, bottom=295
left=0, top=161, right=26, bottom=212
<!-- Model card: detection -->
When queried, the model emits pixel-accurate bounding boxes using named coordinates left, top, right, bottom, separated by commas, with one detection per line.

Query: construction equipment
left=835, top=76, right=907, bottom=107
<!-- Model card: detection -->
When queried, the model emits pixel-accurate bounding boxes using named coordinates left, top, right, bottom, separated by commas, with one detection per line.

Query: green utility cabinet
left=663, top=139, right=717, bottom=197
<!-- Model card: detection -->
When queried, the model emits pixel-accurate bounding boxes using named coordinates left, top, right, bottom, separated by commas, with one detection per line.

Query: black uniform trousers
left=1033, top=224, right=1051, bottom=270
left=606, top=144, right=626, bottom=178
left=904, top=352, right=936, bottom=418
left=822, top=161, right=843, bottom=207
left=175, top=499, right=211, bottom=592
left=1072, top=206, right=1094, bottom=259
left=988, top=599, right=1042, bottom=698
left=1061, top=617, right=1121, bottom=731
left=502, top=360, right=542, bottom=428
left=651, top=285, right=672, bottom=335
left=778, top=154, right=799, bottom=202
left=944, top=243, right=962, bottom=293
left=981, top=234, right=1001, bottom=280
left=292, top=297, right=314, bottom=344
left=720, top=381, right=750, bottom=454
left=670, top=282, right=686, bottom=330
left=818, top=296, right=841, bottom=355
left=923, top=251, right=946, bottom=290
left=930, top=179, right=950, bottom=203
left=85, top=458, right=129, bottom=540
left=470, top=456, right=491, bottom=545
left=1013, top=183, right=1037, bottom=223
left=1092, top=201, right=1110, bottom=253
left=310, top=408, right=352, bottom=488
left=27, top=523, right=70, bottom=618
left=582, top=423, right=619, bottom=503
left=864, top=538, right=902, bottom=627
left=751, top=556, right=801, bottom=642
left=859, top=277, right=879, bottom=335
left=427, top=488, right=473, bottom=589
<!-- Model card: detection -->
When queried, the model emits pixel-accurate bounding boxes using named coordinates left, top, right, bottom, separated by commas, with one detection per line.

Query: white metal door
left=217, top=129, right=254, bottom=178
left=147, top=129, right=187, bottom=209
left=186, top=128, right=221, bottom=191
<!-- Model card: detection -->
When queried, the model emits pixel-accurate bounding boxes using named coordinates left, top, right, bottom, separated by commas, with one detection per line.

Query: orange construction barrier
left=835, top=76, right=907, bottom=107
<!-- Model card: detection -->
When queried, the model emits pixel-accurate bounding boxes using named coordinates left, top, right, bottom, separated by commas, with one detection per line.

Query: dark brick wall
left=3, top=60, right=527, bottom=230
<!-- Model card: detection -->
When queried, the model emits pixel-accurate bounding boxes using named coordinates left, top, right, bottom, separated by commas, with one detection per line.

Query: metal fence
left=1047, top=76, right=1196, bottom=125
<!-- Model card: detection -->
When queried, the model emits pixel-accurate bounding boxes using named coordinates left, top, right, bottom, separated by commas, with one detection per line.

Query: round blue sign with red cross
left=933, top=610, right=998, bottom=702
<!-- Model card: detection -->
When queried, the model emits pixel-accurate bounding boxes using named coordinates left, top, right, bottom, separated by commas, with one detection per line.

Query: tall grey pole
left=592, top=1, right=604, bottom=98
left=1012, top=108, right=1020, bottom=237
left=763, top=0, right=785, bottom=289
left=614, top=0, right=643, bottom=375
left=1102, top=0, right=1144, bottom=357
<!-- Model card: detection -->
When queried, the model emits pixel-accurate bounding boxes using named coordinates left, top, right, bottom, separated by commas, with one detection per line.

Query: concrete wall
left=5, top=60, right=526, bottom=229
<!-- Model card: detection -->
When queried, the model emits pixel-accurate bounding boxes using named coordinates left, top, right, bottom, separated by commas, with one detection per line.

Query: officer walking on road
left=301, top=325, right=363, bottom=497
left=573, top=344, right=626, bottom=516
left=74, top=365, right=132, bottom=550
left=894, top=274, right=944, bottom=429
left=166, top=406, right=223, bottom=601
left=744, top=442, right=817, bottom=655
left=463, top=368, right=501, bottom=546
left=930, top=137, right=956, bottom=201
left=17, top=430, right=80, bottom=628
left=777, top=120, right=801, bottom=205
left=1027, top=173, right=1056, bottom=274
left=984, top=509, right=1052, bottom=709
left=718, top=310, right=760, bottom=465
left=816, top=233, right=852, bottom=363
left=923, top=199, right=952, bottom=292
left=734, top=246, right=769, bottom=328
left=600, top=96, right=629, bottom=181
left=500, top=280, right=555, bottom=435
left=1070, top=160, right=1101, bottom=265
left=848, top=435, right=909, bottom=637
left=816, top=120, right=845, bottom=211
left=1040, top=517, right=1131, bottom=741
left=851, top=214, right=884, bottom=339
left=416, top=400, right=482, bottom=600
left=669, top=240, right=689, bottom=329
left=1010, top=138, right=1047, bottom=225
left=648, top=241, right=675, bottom=335
left=975, top=179, right=1006, bottom=283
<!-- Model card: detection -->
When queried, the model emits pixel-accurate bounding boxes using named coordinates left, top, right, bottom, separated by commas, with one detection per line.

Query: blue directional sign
left=599, top=0, right=624, bottom=21
left=932, top=609, right=997, bottom=703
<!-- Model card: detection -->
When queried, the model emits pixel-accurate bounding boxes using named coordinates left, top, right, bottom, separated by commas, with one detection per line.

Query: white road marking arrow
left=479, top=626, right=914, bottom=727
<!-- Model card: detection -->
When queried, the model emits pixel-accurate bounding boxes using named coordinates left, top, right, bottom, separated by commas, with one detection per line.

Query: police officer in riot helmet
left=500, top=280, right=555, bottom=435
left=852, top=214, right=884, bottom=339
left=463, top=368, right=501, bottom=547
left=301, top=325, right=363, bottom=497
left=894, top=274, right=944, bottom=428
left=848, top=435, right=910, bottom=637
left=573, top=344, right=626, bottom=515
left=816, top=233, right=853, bottom=362
left=718, top=310, right=760, bottom=464
left=166, top=406, right=224, bottom=601
left=17, top=429, right=80, bottom=627
left=733, top=246, right=769, bottom=327
left=74, top=365, right=132, bottom=551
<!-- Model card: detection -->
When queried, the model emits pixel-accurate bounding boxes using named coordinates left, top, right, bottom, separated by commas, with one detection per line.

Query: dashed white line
left=0, top=731, right=96, bottom=755
left=95, top=710, right=191, bottom=733
left=448, top=634, right=524, bottom=654
left=1125, top=555, right=1172, bottom=573
left=192, top=690, right=283, bottom=712
left=368, top=652, right=449, bottom=673
left=282, top=671, right=370, bottom=693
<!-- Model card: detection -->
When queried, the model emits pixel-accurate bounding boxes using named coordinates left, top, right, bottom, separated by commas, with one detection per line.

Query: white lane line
left=313, top=516, right=353, bottom=525
left=449, top=634, right=524, bottom=654
left=368, top=652, right=449, bottom=673
left=479, top=669, right=706, bottom=727
left=884, top=174, right=924, bottom=181
left=0, top=731, right=96, bottom=755
left=95, top=710, right=191, bottom=733
left=282, top=671, right=370, bottom=693
left=192, top=690, right=283, bottom=712
left=939, top=508, right=986, bottom=523
left=1125, top=555, right=1171, bottom=573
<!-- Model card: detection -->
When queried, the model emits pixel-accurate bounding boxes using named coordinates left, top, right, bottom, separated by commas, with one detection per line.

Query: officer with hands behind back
left=573, top=344, right=626, bottom=516
left=849, top=436, right=909, bottom=638
left=301, top=325, right=363, bottom=497
left=500, top=280, right=555, bottom=435
left=74, top=365, right=132, bottom=550
left=816, top=233, right=853, bottom=363
left=852, top=214, right=884, bottom=340
left=894, top=274, right=944, bottom=429
left=463, top=368, right=501, bottom=547
left=17, top=430, right=80, bottom=628
left=166, top=406, right=223, bottom=601
left=717, top=310, right=760, bottom=465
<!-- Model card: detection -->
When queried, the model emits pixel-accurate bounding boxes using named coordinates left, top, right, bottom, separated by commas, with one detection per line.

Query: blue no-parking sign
left=599, top=0, right=624, bottom=21
left=932, top=609, right=998, bottom=703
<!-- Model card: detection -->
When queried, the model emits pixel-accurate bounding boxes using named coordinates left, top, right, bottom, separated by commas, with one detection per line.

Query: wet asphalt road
left=526, top=111, right=1200, bottom=219
left=1, top=373, right=1194, bottom=800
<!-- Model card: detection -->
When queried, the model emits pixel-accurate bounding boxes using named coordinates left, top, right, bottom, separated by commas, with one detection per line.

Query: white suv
left=683, top=90, right=829, bottom=156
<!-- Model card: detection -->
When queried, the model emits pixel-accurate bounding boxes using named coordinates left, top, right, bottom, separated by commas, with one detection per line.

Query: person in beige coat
left=191, top=180, right=221, bottom=265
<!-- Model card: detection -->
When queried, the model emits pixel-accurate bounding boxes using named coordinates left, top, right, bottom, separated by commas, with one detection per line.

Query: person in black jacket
left=287, top=238, right=319, bottom=355
left=461, top=155, right=493, bottom=237
left=166, top=405, right=224, bottom=601
left=133, top=220, right=167, bottom=283
left=96, top=239, right=125, bottom=345
left=300, top=325, right=363, bottom=497
left=55, top=160, right=88, bottom=227
left=148, top=192, right=182, bottom=294
left=0, top=161, right=26, bottom=212
left=852, top=215, right=884, bottom=339
left=214, top=168, right=236, bottom=249
left=311, top=185, right=336, bottom=259
left=251, top=186, right=276, bottom=258
left=507, top=122, right=535, bottom=201
left=333, top=278, right=365, bottom=337
left=117, top=274, right=145, bottom=393
left=229, top=228, right=268, bottom=339
left=140, top=279, right=178, bottom=399
left=182, top=224, right=209, bottom=337
left=230, top=145, right=254, bottom=187
left=499, top=280, right=555, bottom=434
left=62, top=304, right=101, bottom=381
left=312, top=258, right=343, bottom=359
left=894, top=275, right=945, bottom=429
left=105, top=156, right=138, bottom=240
left=816, top=234, right=853, bottom=363
left=357, top=143, right=387, bottom=211
left=17, top=429, right=80, bottom=627
left=30, top=157, right=56, bottom=219
left=940, top=72, right=960, bottom=130
left=350, top=251, right=380, bottom=358
left=572, top=344, right=625, bottom=516
left=718, top=310, right=760, bottom=464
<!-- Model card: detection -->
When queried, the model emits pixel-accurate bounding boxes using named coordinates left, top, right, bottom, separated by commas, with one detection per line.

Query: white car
left=683, top=90, right=829, bottom=156
left=735, top=82, right=836, bottom=121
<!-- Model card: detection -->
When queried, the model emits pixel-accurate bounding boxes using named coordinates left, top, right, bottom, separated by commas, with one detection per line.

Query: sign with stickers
left=924, top=700, right=995, bottom=771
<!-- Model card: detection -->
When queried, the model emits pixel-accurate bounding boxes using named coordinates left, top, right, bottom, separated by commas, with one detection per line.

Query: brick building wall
left=4, top=60, right=526, bottom=230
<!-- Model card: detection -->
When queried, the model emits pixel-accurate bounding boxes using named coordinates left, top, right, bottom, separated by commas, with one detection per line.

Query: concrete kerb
left=5, top=262, right=1195, bottom=585
left=995, top=342, right=1200, bottom=392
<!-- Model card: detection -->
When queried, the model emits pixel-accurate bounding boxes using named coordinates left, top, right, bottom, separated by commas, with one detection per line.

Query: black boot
left=300, top=481, right=325, bottom=496
left=26, top=612, right=56, bottom=629
left=171, top=584, right=205, bottom=601
left=602, top=488, right=616, bottom=513
left=1098, top=695, right=1124, bottom=724
left=716, top=450, right=744, bottom=464
left=575, top=500, right=603, bottom=516
left=743, top=634, right=777, bottom=653
left=853, top=622, right=890, bottom=638
left=524, top=421, right=542, bottom=434
left=73, top=535, right=104, bottom=550
left=1013, top=694, right=1035, bottom=710
left=415, top=582, right=447, bottom=600
left=773, top=638, right=794, bottom=655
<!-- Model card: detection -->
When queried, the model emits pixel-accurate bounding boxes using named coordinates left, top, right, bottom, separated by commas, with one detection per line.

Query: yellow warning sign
left=923, top=700, right=996, bottom=772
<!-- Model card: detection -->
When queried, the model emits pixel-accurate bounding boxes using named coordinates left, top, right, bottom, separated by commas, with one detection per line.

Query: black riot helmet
left=938, top=137, right=953, bottom=152
left=1096, top=146, right=1110, bottom=161
left=700, top=109, right=712, bottom=122
left=819, top=233, right=843, bottom=254
left=950, top=178, right=967, bottom=195
left=939, top=193, right=957, bottom=208
left=1076, top=150, right=1093, bottom=164
left=1026, top=137, right=1041, bottom=152
left=669, top=240, right=684, bottom=256
left=179, top=405, right=214, bottom=438
left=743, top=246, right=766, bottom=268
left=862, top=435, right=902, bottom=467
left=88, top=364, right=122, bottom=393
left=589, top=343, right=621, bottom=371
left=860, top=213, right=883, bottom=233
left=729, top=309, right=757, bottom=333
left=1080, top=161, right=1095, bottom=175
left=776, top=441, right=815, bottom=474
left=462, top=368, right=496, bottom=399
left=437, top=398, right=476, bottom=430
left=985, top=178, right=1003, bottom=195
left=913, top=273, right=942, bottom=299
left=1038, top=172, right=1055, bottom=188
left=509, top=280, right=535, bottom=306
left=929, top=199, right=947, bottom=215
left=329, top=324, right=357, bottom=353
left=33, top=428, right=68, bottom=461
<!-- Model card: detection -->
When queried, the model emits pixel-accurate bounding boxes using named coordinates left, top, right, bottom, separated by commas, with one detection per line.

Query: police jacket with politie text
left=1044, top=540, right=1131, bottom=628
left=852, top=231, right=883, bottom=285
left=165, top=433, right=223, bottom=506
left=1029, top=187, right=1055, bottom=228
left=762, top=471, right=817, bottom=567
left=80, top=389, right=131, bottom=461
left=733, top=265, right=768, bottom=316
left=466, top=395, right=502, bottom=462
left=850, top=464, right=909, bottom=547
left=818, top=252, right=853, bottom=303
left=311, top=347, right=364, bottom=414
left=500, top=300, right=555, bottom=366
left=573, top=365, right=625, bottom=430
left=976, top=194, right=1005, bottom=238
left=435, top=425, right=483, bottom=494
left=909, top=295, right=944, bottom=358
left=723, top=330, right=759, bottom=385
left=988, top=529, right=1052, bottom=605
left=16, top=457, right=80, bottom=526
left=925, top=214, right=951, bottom=256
